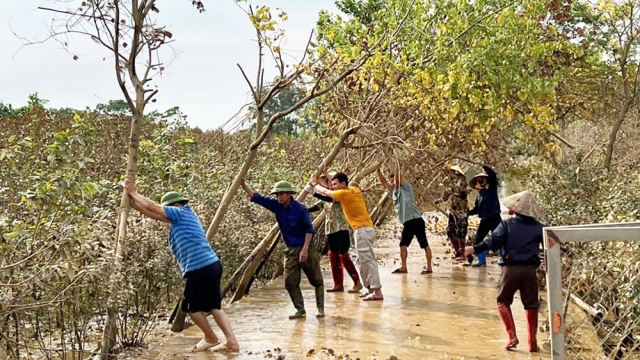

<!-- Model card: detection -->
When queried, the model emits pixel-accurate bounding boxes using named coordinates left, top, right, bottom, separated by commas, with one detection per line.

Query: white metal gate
left=544, top=222, right=640, bottom=359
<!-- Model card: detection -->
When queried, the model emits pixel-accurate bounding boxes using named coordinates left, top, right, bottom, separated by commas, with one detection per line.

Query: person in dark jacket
left=467, top=165, right=502, bottom=267
left=464, top=190, right=544, bottom=353
left=241, top=180, right=325, bottom=319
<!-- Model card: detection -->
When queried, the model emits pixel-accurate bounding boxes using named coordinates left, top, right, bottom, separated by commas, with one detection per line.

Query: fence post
left=544, top=228, right=565, bottom=359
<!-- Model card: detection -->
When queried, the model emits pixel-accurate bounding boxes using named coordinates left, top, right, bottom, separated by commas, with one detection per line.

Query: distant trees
left=249, top=85, right=318, bottom=137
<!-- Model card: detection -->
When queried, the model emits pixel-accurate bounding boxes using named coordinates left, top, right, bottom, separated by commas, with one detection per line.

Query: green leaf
left=82, top=182, right=101, bottom=198
left=4, top=230, right=21, bottom=239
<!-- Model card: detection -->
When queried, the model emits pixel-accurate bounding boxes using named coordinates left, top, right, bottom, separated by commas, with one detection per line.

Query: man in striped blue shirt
left=124, top=180, right=239, bottom=353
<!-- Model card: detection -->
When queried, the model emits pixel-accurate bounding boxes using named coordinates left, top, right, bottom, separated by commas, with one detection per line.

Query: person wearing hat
left=312, top=172, right=384, bottom=301
left=467, top=165, right=502, bottom=267
left=376, top=167, right=433, bottom=274
left=241, top=179, right=324, bottom=319
left=123, top=181, right=239, bottom=353
left=464, top=190, right=544, bottom=353
left=306, top=171, right=363, bottom=293
left=437, top=164, right=469, bottom=261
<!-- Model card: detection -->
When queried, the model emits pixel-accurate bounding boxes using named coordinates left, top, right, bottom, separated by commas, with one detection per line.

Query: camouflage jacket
left=442, top=175, right=469, bottom=218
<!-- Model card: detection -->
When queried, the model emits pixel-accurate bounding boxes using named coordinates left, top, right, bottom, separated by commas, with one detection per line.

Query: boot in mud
left=472, top=251, right=487, bottom=267
left=288, top=310, right=306, bottom=320
left=340, top=253, right=361, bottom=291
left=315, top=285, right=325, bottom=318
left=497, top=304, right=519, bottom=350
left=327, top=251, right=344, bottom=292
left=526, top=309, right=539, bottom=352
left=348, top=282, right=363, bottom=294
left=287, top=287, right=306, bottom=320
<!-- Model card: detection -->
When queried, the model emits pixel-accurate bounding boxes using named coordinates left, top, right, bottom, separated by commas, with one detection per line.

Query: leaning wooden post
left=370, top=191, right=392, bottom=226
left=245, top=212, right=326, bottom=293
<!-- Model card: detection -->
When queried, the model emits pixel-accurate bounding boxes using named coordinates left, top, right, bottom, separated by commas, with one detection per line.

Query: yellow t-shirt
left=332, top=186, right=373, bottom=230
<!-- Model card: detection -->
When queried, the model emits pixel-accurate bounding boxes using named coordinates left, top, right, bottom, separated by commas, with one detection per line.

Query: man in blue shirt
left=124, top=180, right=239, bottom=353
left=241, top=180, right=324, bottom=319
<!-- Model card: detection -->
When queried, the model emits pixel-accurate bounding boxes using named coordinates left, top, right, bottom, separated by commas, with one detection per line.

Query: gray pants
left=354, top=227, right=382, bottom=290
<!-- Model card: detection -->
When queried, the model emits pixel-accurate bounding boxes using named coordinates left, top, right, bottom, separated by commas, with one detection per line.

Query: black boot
left=315, top=286, right=325, bottom=318
left=287, top=288, right=306, bottom=319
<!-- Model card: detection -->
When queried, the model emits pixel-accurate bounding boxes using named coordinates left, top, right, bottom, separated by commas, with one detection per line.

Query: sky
left=0, top=0, right=339, bottom=130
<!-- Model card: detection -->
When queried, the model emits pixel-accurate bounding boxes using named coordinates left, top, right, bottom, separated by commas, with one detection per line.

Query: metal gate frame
left=543, top=221, right=640, bottom=359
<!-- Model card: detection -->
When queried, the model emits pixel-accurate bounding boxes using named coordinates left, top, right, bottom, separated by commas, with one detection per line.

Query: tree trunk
left=605, top=101, right=631, bottom=171
left=100, top=112, right=142, bottom=359
left=245, top=212, right=326, bottom=292
left=205, top=150, right=259, bottom=239
left=370, top=191, right=393, bottom=227
left=221, top=225, right=280, bottom=299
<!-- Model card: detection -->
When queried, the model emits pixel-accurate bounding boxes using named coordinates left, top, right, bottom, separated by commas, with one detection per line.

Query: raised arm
left=124, top=180, right=169, bottom=223
left=314, top=183, right=335, bottom=199
left=308, top=201, right=323, bottom=213
left=376, top=168, right=393, bottom=192
left=394, top=167, right=404, bottom=189
left=240, top=179, right=255, bottom=198
left=468, top=196, right=479, bottom=216
left=313, top=193, right=333, bottom=203
left=483, top=165, right=498, bottom=187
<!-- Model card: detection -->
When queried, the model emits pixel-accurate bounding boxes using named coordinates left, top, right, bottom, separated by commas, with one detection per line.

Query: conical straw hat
left=449, top=165, right=465, bottom=175
left=501, top=190, right=544, bottom=219
left=469, top=173, right=488, bottom=188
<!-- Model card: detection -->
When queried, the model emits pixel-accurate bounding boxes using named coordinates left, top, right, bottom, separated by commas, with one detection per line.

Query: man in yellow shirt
left=312, top=172, right=384, bottom=301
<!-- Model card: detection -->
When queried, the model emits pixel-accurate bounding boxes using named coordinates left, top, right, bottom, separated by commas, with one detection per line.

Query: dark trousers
left=475, top=214, right=502, bottom=245
left=327, top=230, right=351, bottom=254
left=497, top=264, right=540, bottom=310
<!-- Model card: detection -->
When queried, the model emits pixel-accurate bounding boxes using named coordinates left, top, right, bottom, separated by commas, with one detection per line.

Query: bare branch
left=250, top=55, right=372, bottom=151
left=237, top=64, right=257, bottom=100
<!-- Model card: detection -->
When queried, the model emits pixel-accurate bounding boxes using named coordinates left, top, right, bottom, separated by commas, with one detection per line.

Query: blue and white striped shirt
left=165, top=205, right=219, bottom=276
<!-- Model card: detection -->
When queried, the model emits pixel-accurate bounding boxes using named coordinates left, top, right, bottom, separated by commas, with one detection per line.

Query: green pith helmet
left=161, top=191, right=189, bottom=206
left=270, top=181, right=296, bottom=195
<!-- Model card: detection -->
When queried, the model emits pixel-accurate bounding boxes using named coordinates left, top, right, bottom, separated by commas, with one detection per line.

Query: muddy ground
left=130, top=220, right=551, bottom=360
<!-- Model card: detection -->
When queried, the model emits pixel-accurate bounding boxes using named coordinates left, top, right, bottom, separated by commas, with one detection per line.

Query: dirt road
left=133, top=221, right=550, bottom=360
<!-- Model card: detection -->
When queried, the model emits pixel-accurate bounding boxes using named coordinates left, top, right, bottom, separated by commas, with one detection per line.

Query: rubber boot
left=526, top=310, right=539, bottom=352
left=472, top=251, right=487, bottom=267
left=450, top=239, right=460, bottom=257
left=466, top=254, right=474, bottom=265
left=287, top=288, right=306, bottom=320
left=340, top=253, right=362, bottom=293
left=497, top=304, right=519, bottom=350
left=327, top=251, right=344, bottom=292
left=315, top=285, right=325, bottom=318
